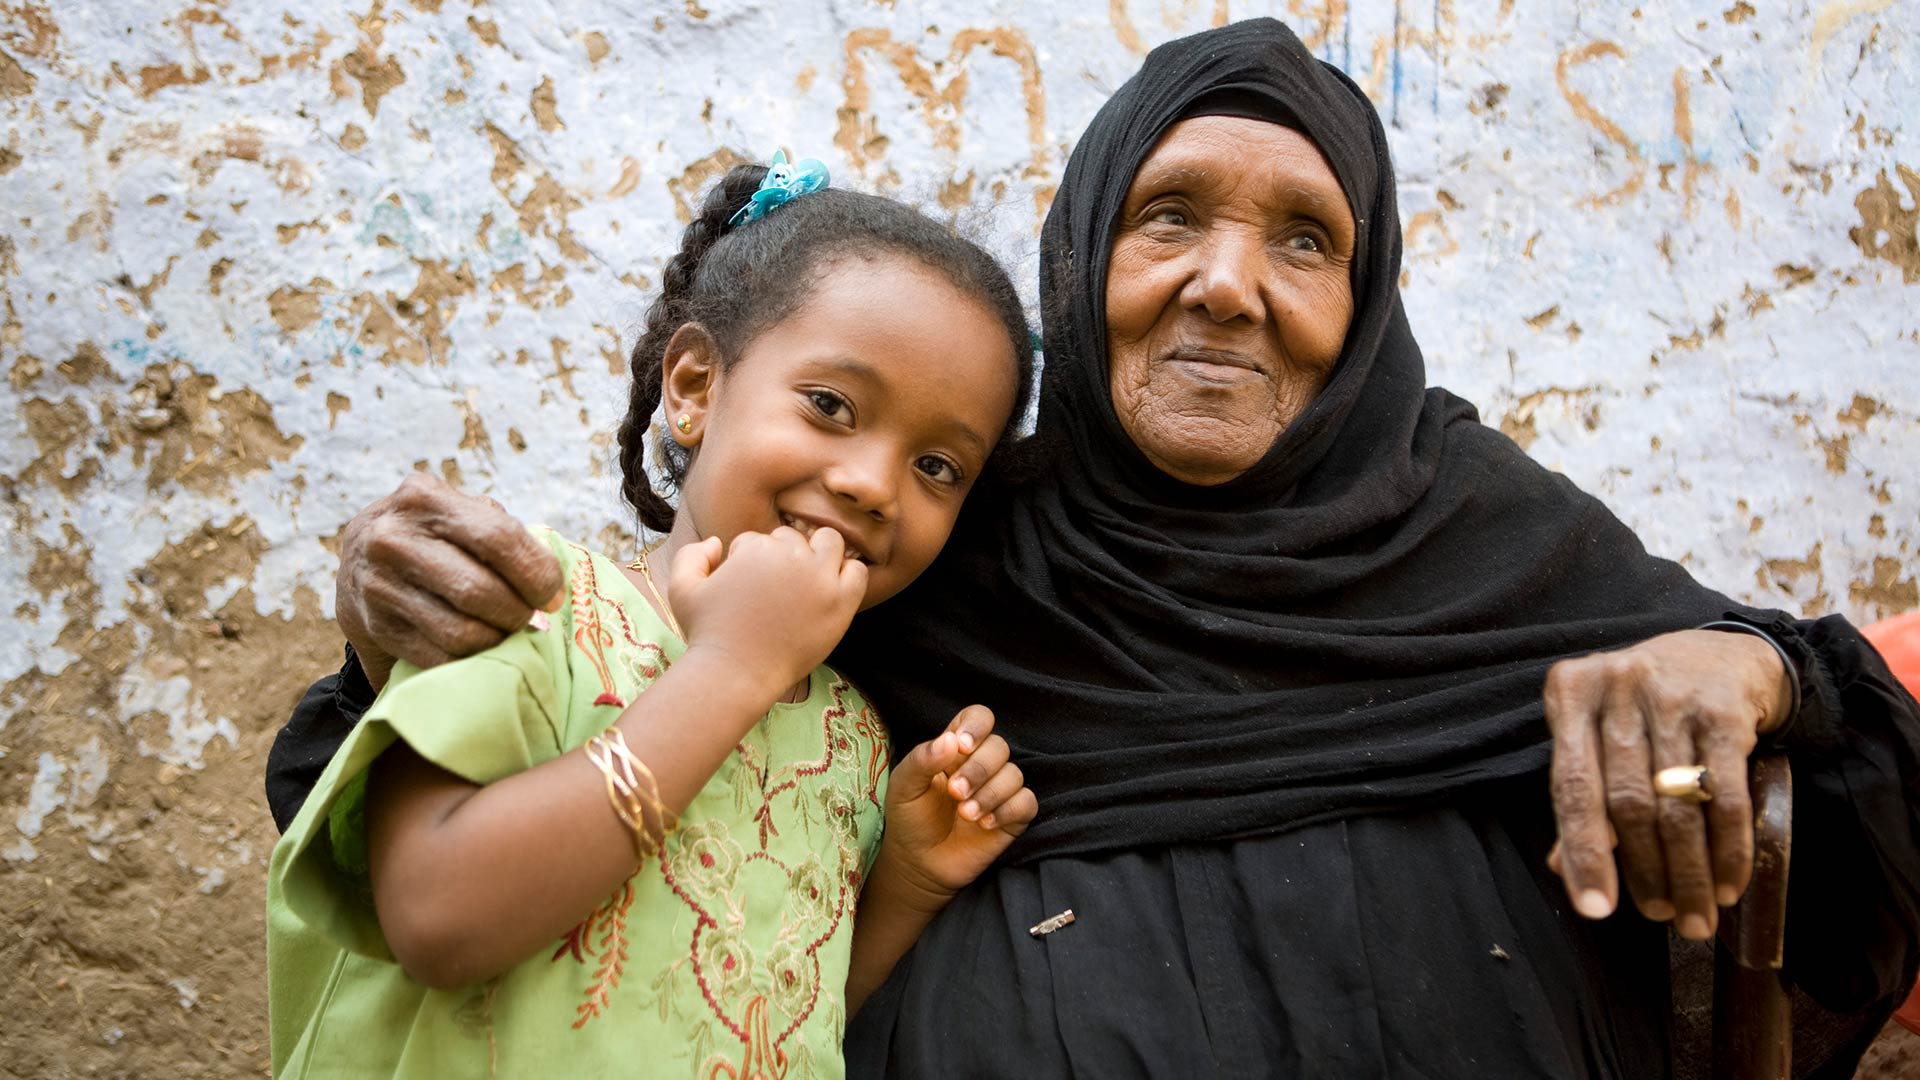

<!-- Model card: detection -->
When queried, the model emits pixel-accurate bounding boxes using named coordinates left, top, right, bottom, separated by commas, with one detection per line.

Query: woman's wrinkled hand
left=1543, top=628, right=1794, bottom=940
left=336, top=472, right=564, bottom=688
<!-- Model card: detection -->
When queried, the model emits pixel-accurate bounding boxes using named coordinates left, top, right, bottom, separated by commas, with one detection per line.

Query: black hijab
left=835, top=18, right=1746, bottom=861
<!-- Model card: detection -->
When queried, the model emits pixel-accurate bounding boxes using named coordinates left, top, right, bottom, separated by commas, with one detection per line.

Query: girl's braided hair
left=616, top=162, right=1036, bottom=531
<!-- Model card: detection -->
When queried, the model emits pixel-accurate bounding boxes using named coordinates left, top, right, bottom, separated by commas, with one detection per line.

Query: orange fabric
left=1862, top=613, right=1920, bottom=1035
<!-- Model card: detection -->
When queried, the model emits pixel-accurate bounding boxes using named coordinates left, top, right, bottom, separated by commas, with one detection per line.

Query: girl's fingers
left=891, top=732, right=963, bottom=803
left=960, top=763, right=1026, bottom=823
left=670, top=535, right=725, bottom=584
left=947, top=733, right=1010, bottom=803
left=982, top=788, right=1039, bottom=836
left=943, top=704, right=996, bottom=755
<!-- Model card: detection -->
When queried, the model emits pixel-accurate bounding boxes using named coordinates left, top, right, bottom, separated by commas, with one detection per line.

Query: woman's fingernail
left=1679, top=914, right=1711, bottom=940
left=950, top=777, right=970, bottom=799
left=1643, top=900, right=1676, bottom=921
left=1716, top=885, right=1740, bottom=908
left=959, top=800, right=979, bottom=819
left=1575, top=890, right=1613, bottom=919
left=979, top=813, right=997, bottom=830
left=958, top=732, right=976, bottom=752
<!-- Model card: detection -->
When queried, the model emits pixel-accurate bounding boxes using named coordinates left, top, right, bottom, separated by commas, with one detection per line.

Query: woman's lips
left=1163, top=348, right=1264, bottom=384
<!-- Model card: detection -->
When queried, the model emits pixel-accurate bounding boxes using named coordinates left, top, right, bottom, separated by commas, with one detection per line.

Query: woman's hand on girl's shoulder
left=669, top=527, right=867, bottom=700
left=872, top=704, right=1038, bottom=910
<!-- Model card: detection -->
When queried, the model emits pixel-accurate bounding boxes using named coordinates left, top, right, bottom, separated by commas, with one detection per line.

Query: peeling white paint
left=0, top=1, right=1915, bottom=846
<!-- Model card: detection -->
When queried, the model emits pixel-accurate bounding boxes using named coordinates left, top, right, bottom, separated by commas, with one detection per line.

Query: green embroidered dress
left=268, top=529, right=890, bottom=1078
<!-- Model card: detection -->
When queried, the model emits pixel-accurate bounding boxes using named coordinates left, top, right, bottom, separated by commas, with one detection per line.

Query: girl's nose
left=824, top=455, right=896, bottom=521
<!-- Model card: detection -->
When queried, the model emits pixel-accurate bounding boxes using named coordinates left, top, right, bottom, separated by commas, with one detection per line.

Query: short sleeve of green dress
left=267, top=528, right=891, bottom=1080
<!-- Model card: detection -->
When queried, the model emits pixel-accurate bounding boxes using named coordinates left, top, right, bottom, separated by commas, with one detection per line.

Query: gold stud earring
left=675, top=414, right=692, bottom=434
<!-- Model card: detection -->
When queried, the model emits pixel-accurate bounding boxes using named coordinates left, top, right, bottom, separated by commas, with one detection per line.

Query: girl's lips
left=779, top=512, right=873, bottom=564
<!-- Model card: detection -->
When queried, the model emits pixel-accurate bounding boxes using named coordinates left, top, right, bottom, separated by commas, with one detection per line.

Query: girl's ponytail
left=615, top=164, right=767, bottom=531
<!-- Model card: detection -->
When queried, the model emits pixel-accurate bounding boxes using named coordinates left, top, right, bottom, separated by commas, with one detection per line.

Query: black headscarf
left=835, top=18, right=1747, bottom=861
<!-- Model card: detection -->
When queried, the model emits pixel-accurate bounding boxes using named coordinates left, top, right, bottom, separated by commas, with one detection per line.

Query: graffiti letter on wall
left=836, top=28, right=1049, bottom=181
left=1555, top=42, right=1645, bottom=209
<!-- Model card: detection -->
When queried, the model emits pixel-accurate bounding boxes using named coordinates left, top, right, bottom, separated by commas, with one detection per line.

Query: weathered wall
left=1, top=1, right=1915, bottom=1074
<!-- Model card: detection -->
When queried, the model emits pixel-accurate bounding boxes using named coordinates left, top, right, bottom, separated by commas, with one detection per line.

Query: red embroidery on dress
left=547, top=673, right=884, bottom=1066
left=708, top=996, right=787, bottom=1080
left=566, top=553, right=627, bottom=709
left=557, top=882, right=635, bottom=1028
left=852, top=700, right=887, bottom=807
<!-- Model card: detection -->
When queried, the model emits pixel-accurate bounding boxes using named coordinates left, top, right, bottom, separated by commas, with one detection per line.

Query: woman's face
left=1105, top=116, right=1357, bottom=486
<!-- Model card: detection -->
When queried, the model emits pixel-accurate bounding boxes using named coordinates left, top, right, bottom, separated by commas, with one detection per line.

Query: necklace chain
left=627, top=547, right=685, bottom=641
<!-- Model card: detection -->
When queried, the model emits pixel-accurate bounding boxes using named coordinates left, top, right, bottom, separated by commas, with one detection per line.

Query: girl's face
left=662, top=255, right=1019, bottom=609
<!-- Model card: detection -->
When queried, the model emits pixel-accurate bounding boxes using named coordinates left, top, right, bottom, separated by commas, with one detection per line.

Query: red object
left=1862, top=612, right=1920, bottom=1035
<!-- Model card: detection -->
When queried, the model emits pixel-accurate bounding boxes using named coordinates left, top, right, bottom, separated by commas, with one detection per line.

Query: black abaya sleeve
left=1773, top=615, right=1920, bottom=1016
left=264, top=644, right=376, bottom=834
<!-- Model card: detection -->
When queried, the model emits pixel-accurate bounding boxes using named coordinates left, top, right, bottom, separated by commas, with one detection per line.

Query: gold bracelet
left=600, top=727, right=678, bottom=840
left=584, top=727, right=675, bottom=860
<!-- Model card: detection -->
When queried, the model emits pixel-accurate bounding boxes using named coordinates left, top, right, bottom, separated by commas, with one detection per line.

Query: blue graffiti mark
left=1391, top=0, right=1404, bottom=127
left=108, top=338, right=156, bottom=368
left=1433, top=0, right=1441, bottom=118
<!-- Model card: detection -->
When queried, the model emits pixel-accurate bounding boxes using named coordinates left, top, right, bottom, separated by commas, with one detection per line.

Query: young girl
left=267, top=156, right=1039, bottom=1078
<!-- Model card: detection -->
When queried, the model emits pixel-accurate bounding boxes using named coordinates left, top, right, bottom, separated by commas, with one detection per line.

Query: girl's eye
left=809, top=389, right=851, bottom=423
left=915, top=454, right=963, bottom=486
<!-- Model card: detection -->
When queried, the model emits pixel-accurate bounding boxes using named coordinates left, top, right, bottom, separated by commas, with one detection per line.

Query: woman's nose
left=1182, top=228, right=1269, bottom=326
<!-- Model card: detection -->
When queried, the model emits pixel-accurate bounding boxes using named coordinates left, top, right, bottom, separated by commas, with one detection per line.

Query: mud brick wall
left=1, top=2, right=1915, bottom=1075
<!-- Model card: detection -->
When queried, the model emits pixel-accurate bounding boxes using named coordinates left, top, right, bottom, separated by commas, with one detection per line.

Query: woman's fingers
left=1544, top=658, right=1619, bottom=919
left=1645, top=697, right=1717, bottom=940
left=362, top=572, right=509, bottom=667
left=386, top=536, right=537, bottom=634
left=1699, top=717, right=1757, bottom=908
left=400, top=472, right=563, bottom=612
left=1598, top=668, right=1672, bottom=922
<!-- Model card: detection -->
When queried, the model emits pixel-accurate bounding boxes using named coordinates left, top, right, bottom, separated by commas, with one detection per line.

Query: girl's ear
left=660, top=323, right=721, bottom=448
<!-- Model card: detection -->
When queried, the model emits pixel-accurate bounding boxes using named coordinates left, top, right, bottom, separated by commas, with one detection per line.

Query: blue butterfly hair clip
left=728, top=150, right=831, bottom=227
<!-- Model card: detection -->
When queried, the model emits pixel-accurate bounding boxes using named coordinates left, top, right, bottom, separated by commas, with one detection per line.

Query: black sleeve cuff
left=338, top=642, right=378, bottom=713
left=1706, top=610, right=1846, bottom=754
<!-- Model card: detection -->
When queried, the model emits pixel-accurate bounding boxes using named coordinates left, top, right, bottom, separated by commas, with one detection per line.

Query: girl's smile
left=657, top=253, right=1021, bottom=610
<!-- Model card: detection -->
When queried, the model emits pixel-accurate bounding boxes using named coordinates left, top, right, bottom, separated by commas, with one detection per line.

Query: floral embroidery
left=540, top=541, right=888, bottom=1074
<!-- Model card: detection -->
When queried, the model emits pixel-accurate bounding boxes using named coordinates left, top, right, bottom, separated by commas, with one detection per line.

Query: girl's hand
left=874, top=705, right=1038, bottom=910
left=669, top=526, right=867, bottom=698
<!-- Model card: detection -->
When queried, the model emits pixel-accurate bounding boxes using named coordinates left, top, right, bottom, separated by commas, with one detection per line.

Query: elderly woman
left=268, top=20, right=1920, bottom=1078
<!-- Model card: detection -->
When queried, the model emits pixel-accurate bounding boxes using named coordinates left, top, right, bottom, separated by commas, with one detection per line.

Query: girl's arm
left=368, top=529, right=866, bottom=990
left=845, top=706, right=1038, bottom=1015
left=366, top=644, right=780, bottom=989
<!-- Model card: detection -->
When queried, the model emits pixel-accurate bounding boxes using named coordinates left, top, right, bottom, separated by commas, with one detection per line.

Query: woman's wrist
left=1697, top=617, right=1803, bottom=737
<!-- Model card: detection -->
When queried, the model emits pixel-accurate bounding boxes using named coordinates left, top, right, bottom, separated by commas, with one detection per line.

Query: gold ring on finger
left=1652, top=765, right=1714, bottom=804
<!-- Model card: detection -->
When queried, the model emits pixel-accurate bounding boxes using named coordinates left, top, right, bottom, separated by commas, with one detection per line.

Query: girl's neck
left=633, top=519, right=809, bottom=706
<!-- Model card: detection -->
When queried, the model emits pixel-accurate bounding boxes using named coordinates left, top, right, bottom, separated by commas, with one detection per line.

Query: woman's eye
left=809, top=390, right=851, bottom=422
left=915, top=455, right=962, bottom=485
left=1286, top=232, right=1324, bottom=254
left=1149, top=207, right=1189, bottom=227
